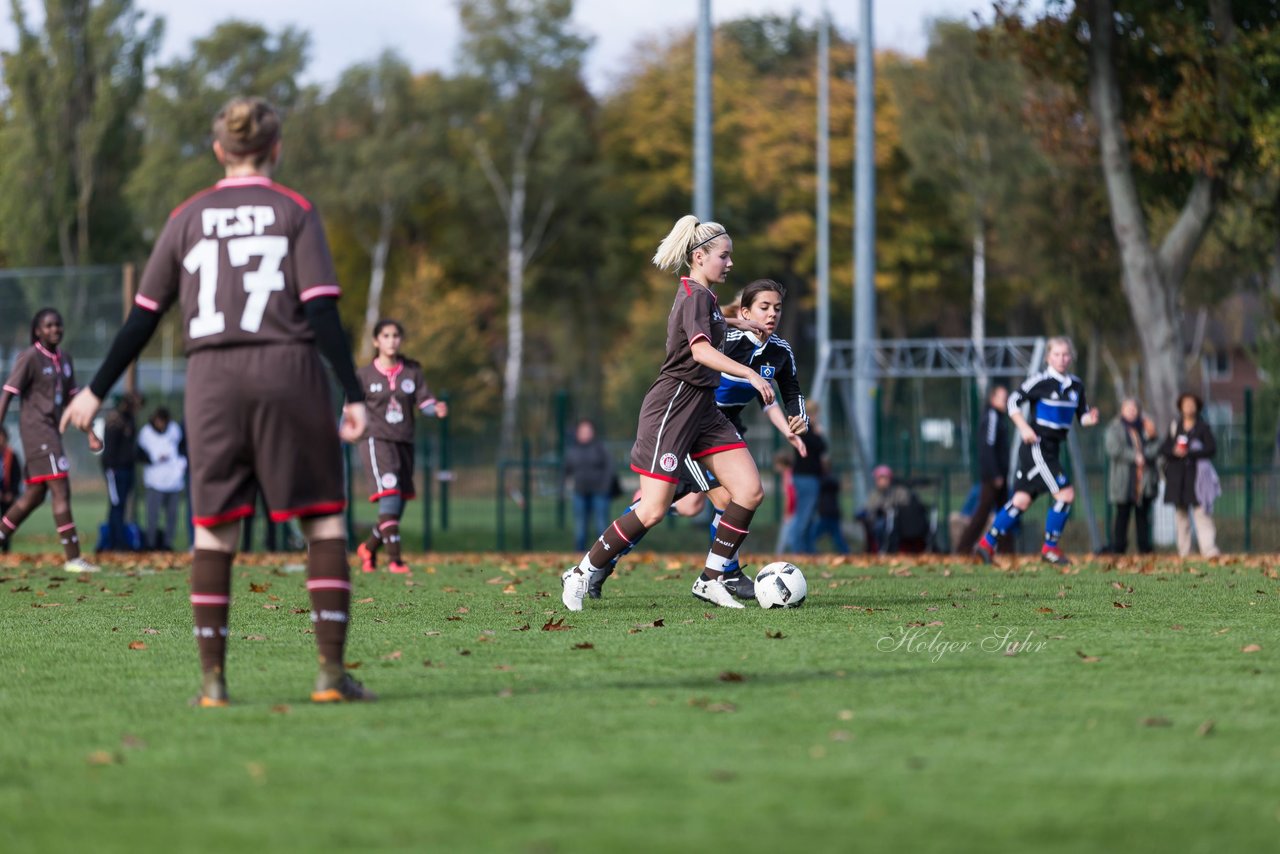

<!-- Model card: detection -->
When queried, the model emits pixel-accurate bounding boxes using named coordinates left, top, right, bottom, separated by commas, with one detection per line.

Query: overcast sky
left=1, top=1, right=990, bottom=92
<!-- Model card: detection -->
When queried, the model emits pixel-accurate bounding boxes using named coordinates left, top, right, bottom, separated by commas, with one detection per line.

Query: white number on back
left=184, top=236, right=291, bottom=339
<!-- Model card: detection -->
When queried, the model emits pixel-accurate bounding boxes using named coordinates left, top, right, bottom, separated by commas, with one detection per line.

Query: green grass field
left=1, top=549, right=1278, bottom=853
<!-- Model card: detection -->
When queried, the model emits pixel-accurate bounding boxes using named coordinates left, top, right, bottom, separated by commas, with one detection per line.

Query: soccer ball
left=754, top=562, right=807, bottom=609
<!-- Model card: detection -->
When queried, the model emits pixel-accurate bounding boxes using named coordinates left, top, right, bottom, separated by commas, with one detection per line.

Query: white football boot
left=691, top=575, right=745, bottom=609
left=561, top=566, right=589, bottom=612
left=64, top=556, right=100, bottom=573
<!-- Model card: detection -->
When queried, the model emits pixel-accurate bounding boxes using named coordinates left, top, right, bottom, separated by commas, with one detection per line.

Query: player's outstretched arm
left=62, top=306, right=163, bottom=435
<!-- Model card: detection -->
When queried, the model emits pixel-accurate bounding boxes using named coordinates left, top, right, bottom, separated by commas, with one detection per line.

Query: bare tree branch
left=472, top=139, right=512, bottom=217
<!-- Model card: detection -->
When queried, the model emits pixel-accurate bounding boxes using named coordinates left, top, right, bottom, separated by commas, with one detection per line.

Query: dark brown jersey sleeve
left=135, top=219, right=183, bottom=314
left=293, top=207, right=341, bottom=304
left=680, top=290, right=714, bottom=350
left=2, top=349, right=31, bottom=396
left=412, top=365, right=438, bottom=416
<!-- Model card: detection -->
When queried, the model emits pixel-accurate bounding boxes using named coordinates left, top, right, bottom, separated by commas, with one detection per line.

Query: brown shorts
left=629, top=377, right=746, bottom=483
left=21, top=432, right=68, bottom=484
left=364, top=437, right=416, bottom=501
left=185, top=345, right=345, bottom=527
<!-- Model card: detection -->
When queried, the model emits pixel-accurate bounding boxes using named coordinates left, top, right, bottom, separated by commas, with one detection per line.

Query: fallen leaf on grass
left=458, top=649, right=471, bottom=656
left=423, top=630, right=442, bottom=637
left=1241, top=644, right=1262, bottom=654
left=765, top=630, right=785, bottom=639
left=542, top=617, right=573, bottom=631
left=1036, top=607, right=1054, bottom=614
left=1076, top=650, right=1100, bottom=663
left=494, top=664, right=513, bottom=671
left=271, top=704, right=291, bottom=715
left=456, top=606, right=470, bottom=614
left=703, top=612, right=716, bottom=620
left=248, top=582, right=270, bottom=593
left=243, top=635, right=266, bottom=641
left=572, top=642, right=595, bottom=650
left=263, top=604, right=280, bottom=610
left=345, top=661, right=362, bottom=669
left=291, top=608, right=308, bottom=615
left=1140, top=717, right=1172, bottom=727
left=127, top=641, right=146, bottom=650
left=1170, top=624, right=1183, bottom=631
left=1216, top=628, right=1231, bottom=635
left=1197, top=720, right=1216, bottom=737
left=633, top=619, right=665, bottom=630
left=1113, top=602, right=1132, bottom=609
left=719, top=671, right=745, bottom=682
left=141, top=628, right=160, bottom=635
left=1111, top=582, right=1134, bottom=593
left=356, top=597, right=375, bottom=604
left=446, top=616, right=463, bottom=622
left=86, top=750, right=120, bottom=766
left=926, top=621, right=944, bottom=627
left=120, top=734, right=147, bottom=750
left=382, top=650, right=402, bottom=661
left=829, top=730, right=853, bottom=742
left=511, top=624, right=530, bottom=632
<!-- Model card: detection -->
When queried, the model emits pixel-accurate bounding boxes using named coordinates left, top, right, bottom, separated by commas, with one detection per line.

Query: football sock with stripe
left=982, top=501, right=1022, bottom=550
left=705, top=502, right=754, bottom=577
left=307, top=539, right=352, bottom=667
left=582, top=512, right=650, bottom=573
left=191, top=549, right=233, bottom=675
left=378, top=515, right=402, bottom=564
left=1044, top=500, right=1071, bottom=549
left=53, top=509, right=79, bottom=560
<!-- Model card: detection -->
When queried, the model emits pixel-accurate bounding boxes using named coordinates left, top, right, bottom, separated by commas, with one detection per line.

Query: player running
left=356, top=319, right=448, bottom=574
left=561, top=215, right=775, bottom=611
left=62, top=97, right=373, bottom=706
left=975, top=336, right=1099, bottom=566
left=588, top=279, right=809, bottom=600
left=0, top=308, right=102, bottom=571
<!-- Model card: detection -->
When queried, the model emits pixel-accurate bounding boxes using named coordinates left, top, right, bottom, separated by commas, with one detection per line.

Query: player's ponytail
left=651, top=215, right=729, bottom=273
left=213, top=97, right=281, bottom=166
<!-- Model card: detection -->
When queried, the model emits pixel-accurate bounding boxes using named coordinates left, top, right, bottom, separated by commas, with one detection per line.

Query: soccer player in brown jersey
left=62, top=97, right=373, bottom=706
left=561, top=215, right=775, bottom=611
left=0, top=308, right=101, bottom=571
left=356, top=319, right=448, bottom=574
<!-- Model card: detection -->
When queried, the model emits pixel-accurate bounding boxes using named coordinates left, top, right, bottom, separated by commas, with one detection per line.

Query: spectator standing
left=563, top=419, right=615, bottom=551
left=1105, top=398, right=1159, bottom=554
left=0, top=426, right=20, bottom=553
left=813, top=472, right=850, bottom=554
left=773, top=449, right=796, bottom=554
left=99, top=391, right=143, bottom=551
left=786, top=402, right=829, bottom=553
left=1159, top=393, right=1221, bottom=557
left=137, top=407, right=187, bottom=550
left=955, top=385, right=1010, bottom=554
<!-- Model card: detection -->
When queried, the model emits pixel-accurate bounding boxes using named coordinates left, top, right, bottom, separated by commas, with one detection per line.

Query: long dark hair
left=373, top=319, right=404, bottom=338
left=30, top=307, right=61, bottom=344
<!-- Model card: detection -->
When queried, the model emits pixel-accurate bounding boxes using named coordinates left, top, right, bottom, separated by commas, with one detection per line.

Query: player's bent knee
left=301, top=514, right=346, bottom=543
left=1012, top=492, right=1033, bottom=511
left=1055, top=487, right=1075, bottom=503
left=732, top=483, right=765, bottom=510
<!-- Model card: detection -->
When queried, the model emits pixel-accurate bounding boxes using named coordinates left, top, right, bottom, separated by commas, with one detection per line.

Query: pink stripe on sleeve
left=688, top=333, right=710, bottom=348
left=300, top=285, right=342, bottom=302
left=2, top=385, right=18, bottom=395
left=135, top=294, right=161, bottom=312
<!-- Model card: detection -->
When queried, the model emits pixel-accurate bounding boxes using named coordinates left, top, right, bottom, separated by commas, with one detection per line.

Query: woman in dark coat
left=1159, top=393, right=1220, bottom=557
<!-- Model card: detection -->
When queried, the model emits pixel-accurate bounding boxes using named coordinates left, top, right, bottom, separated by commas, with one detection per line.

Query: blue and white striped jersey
left=1009, top=368, right=1088, bottom=441
left=714, top=329, right=807, bottom=433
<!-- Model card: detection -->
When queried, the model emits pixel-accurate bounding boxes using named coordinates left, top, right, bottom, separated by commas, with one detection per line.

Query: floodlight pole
left=694, top=0, right=713, bottom=221
left=815, top=6, right=831, bottom=419
left=853, top=0, right=877, bottom=483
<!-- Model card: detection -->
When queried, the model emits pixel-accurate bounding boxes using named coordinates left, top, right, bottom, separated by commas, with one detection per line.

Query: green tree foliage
left=127, top=20, right=309, bottom=237
left=0, top=0, right=160, bottom=266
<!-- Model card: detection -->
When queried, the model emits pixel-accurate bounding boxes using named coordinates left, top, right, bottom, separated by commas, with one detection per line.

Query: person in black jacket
left=1158, top=393, right=1221, bottom=557
left=564, top=419, right=615, bottom=551
left=955, top=384, right=1010, bottom=554
left=98, top=391, right=143, bottom=552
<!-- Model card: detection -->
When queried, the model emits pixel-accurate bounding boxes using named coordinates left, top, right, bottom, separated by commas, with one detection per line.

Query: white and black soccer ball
left=754, top=561, right=807, bottom=609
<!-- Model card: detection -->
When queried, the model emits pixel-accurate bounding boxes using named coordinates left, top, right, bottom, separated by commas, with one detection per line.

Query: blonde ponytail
left=651, top=215, right=728, bottom=272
